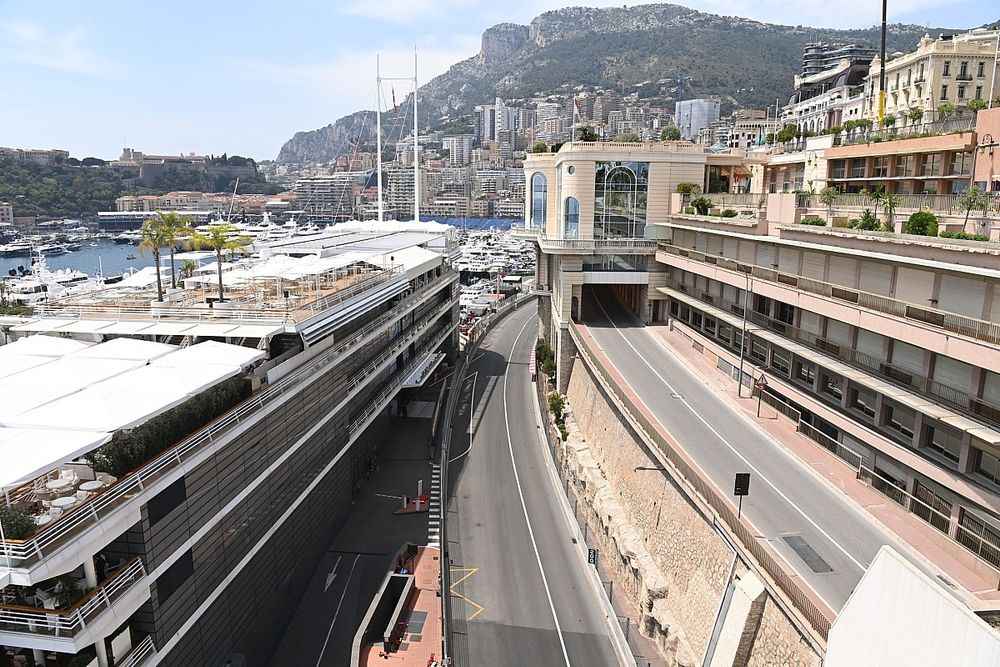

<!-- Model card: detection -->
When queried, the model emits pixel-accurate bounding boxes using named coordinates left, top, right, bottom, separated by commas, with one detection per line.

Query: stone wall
left=560, top=355, right=821, bottom=667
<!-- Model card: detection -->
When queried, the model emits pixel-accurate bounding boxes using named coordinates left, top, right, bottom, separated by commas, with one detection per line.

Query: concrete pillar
left=32, top=649, right=45, bottom=667
left=707, top=570, right=767, bottom=667
left=84, top=556, right=98, bottom=588
left=95, top=639, right=109, bottom=667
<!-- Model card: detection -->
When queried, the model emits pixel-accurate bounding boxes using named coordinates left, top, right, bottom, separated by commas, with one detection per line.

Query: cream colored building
left=864, top=29, right=1000, bottom=124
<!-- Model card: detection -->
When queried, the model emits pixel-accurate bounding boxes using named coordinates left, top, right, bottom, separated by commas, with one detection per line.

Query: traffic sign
left=588, top=548, right=598, bottom=566
left=734, top=473, right=750, bottom=496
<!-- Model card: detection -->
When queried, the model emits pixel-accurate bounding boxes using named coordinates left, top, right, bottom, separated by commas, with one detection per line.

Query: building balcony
left=537, top=236, right=658, bottom=254
left=114, top=635, right=156, bottom=667
left=957, top=73, right=974, bottom=81
left=0, top=558, right=149, bottom=653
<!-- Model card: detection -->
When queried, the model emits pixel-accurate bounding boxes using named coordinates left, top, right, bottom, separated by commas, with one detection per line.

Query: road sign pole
left=738, top=495, right=743, bottom=519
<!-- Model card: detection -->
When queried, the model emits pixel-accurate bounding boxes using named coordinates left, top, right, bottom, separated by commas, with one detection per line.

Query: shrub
left=906, top=210, right=939, bottom=236
left=968, top=98, right=987, bottom=112
left=530, top=142, right=548, bottom=153
left=536, top=338, right=556, bottom=379
left=86, top=375, right=251, bottom=477
left=676, top=182, right=702, bottom=194
left=720, top=209, right=738, bottom=218
left=940, top=230, right=990, bottom=242
left=547, top=391, right=565, bottom=418
left=800, top=216, right=826, bottom=226
left=558, top=423, right=569, bottom=441
left=0, top=504, right=36, bottom=539
left=848, top=209, right=881, bottom=231
left=690, top=196, right=713, bottom=215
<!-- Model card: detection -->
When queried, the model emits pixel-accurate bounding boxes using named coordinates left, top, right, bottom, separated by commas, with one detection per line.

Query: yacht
left=38, top=244, right=68, bottom=256
left=2, top=253, right=100, bottom=305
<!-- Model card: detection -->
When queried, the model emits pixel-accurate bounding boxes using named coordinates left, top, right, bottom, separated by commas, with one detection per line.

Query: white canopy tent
left=0, top=427, right=112, bottom=490
left=68, top=337, right=175, bottom=362
left=0, top=335, right=92, bottom=358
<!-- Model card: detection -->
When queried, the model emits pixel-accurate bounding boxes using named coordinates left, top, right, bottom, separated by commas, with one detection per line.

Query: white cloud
left=1, top=20, right=118, bottom=77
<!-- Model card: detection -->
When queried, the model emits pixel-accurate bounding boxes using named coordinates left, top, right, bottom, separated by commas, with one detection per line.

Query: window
left=958, top=86, right=966, bottom=101
left=851, top=386, right=877, bottom=419
left=753, top=294, right=771, bottom=316
left=978, top=62, right=986, bottom=78
left=563, top=196, right=579, bottom=239
left=157, top=550, right=194, bottom=605
left=794, top=360, right=815, bottom=387
left=149, top=478, right=187, bottom=526
left=770, top=347, right=790, bottom=376
left=943, top=61, right=951, bottom=76
left=594, top=161, right=649, bottom=239
left=776, top=302, right=795, bottom=325
left=920, top=154, right=941, bottom=178
left=884, top=402, right=915, bottom=441
left=831, top=160, right=846, bottom=179
left=949, top=152, right=973, bottom=176
left=872, top=156, right=889, bottom=178
left=975, top=447, right=1000, bottom=486
left=718, top=322, right=733, bottom=345
left=821, top=373, right=843, bottom=400
left=959, top=61, right=969, bottom=77
left=940, top=85, right=949, bottom=100
left=530, top=173, right=547, bottom=228
left=976, top=86, right=983, bottom=100
left=850, top=158, right=866, bottom=179
left=750, top=339, right=767, bottom=363
left=894, top=155, right=915, bottom=177
left=924, top=423, right=963, bottom=464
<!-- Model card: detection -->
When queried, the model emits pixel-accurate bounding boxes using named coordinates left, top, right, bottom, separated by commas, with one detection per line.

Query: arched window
left=564, top=197, right=579, bottom=239
left=531, top=173, right=547, bottom=228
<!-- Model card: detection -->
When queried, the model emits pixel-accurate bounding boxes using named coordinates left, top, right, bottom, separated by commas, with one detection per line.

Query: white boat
left=2, top=253, right=103, bottom=305
left=38, top=244, right=68, bottom=256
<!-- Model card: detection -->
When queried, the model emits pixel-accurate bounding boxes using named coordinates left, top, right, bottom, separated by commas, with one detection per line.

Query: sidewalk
left=647, top=322, right=1000, bottom=610
left=361, top=546, right=443, bottom=667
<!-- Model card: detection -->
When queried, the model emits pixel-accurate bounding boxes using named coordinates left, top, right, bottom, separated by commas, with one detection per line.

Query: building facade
left=675, top=99, right=721, bottom=142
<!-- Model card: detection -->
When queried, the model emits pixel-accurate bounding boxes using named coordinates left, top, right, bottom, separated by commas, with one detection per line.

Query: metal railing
left=538, top=237, right=658, bottom=251
left=115, top=635, right=156, bottom=667
left=831, top=117, right=975, bottom=147
left=702, top=193, right=766, bottom=210
left=803, top=192, right=1000, bottom=217
left=797, top=422, right=864, bottom=471
left=0, top=557, right=146, bottom=637
left=657, top=242, right=1000, bottom=346
left=568, top=322, right=834, bottom=641
left=0, top=273, right=458, bottom=568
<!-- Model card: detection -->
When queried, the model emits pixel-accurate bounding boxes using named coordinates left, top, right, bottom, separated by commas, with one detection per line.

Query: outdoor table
left=51, top=496, right=77, bottom=510
left=79, top=480, right=105, bottom=492
left=45, top=479, right=73, bottom=492
left=34, top=514, right=52, bottom=526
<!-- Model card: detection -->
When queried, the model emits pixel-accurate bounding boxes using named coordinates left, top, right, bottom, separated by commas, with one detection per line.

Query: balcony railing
left=0, top=557, right=146, bottom=638
left=0, top=272, right=458, bottom=569
left=539, top=236, right=658, bottom=251
left=657, top=242, right=1000, bottom=347
left=831, top=117, right=975, bottom=147
left=115, top=635, right=156, bottom=667
left=800, top=193, right=994, bottom=217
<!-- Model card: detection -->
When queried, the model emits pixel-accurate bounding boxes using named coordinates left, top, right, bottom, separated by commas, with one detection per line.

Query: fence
left=567, top=322, right=834, bottom=641
left=115, top=635, right=157, bottom=667
left=0, top=273, right=460, bottom=568
left=832, top=116, right=975, bottom=147
left=0, top=557, right=146, bottom=637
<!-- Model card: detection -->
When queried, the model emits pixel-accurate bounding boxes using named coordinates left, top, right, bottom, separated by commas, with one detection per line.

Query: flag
left=573, top=98, right=580, bottom=120
left=392, top=87, right=398, bottom=114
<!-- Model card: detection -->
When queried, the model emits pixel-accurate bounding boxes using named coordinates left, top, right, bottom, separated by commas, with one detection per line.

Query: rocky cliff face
left=277, top=3, right=960, bottom=163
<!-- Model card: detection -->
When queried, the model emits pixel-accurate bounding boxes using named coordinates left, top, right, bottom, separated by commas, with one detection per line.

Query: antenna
left=376, top=54, right=384, bottom=224
left=413, top=48, right=420, bottom=222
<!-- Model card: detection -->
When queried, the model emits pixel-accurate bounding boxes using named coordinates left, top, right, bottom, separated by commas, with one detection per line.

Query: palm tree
left=152, top=210, right=194, bottom=289
left=179, top=259, right=198, bottom=281
left=138, top=218, right=172, bottom=303
left=882, top=192, right=902, bottom=229
left=867, top=184, right=886, bottom=221
left=189, top=224, right=252, bottom=303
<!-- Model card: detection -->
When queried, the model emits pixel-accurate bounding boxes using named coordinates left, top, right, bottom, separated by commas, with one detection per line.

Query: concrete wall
left=560, top=355, right=822, bottom=667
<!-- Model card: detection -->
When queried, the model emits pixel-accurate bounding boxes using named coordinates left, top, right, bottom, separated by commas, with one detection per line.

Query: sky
left=1, top=0, right=996, bottom=161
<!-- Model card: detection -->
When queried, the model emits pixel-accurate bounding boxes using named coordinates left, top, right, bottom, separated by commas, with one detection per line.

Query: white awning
left=69, top=337, right=176, bottom=362
left=51, top=320, right=118, bottom=334
left=0, top=427, right=112, bottom=490
left=116, top=266, right=162, bottom=289
left=367, top=246, right=441, bottom=278
left=11, top=319, right=78, bottom=333
left=0, top=355, right=56, bottom=381
left=155, top=339, right=264, bottom=369
left=0, top=335, right=92, bottom=357
left=134, top=321, right=199, bottom=336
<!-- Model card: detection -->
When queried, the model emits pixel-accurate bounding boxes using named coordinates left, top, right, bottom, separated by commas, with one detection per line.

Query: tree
left=138, top=217, right=173, bottom=303
left=190, top=224, right=252, bottom=303
left=614, top=132, right=641, bottom=143
left=576, top=125, right=599, bottom=142
left=866, top=184, right=886, bottom=220
left=959, top=186, right=989, bottom=227
left=908, top=108, right=924, bottom=124
left=151, top=210, right=194, bottom=289
left=937, top=102, right=956, bottom=121
left=882, top=192, right=902, bottom=228
left=180, top=259, right=198, bottom=281
left=531, top=142, right=549, bottom=153
left=882, top=114, right=896, bottom=128
left=690, top=196, right=713, bottom=215
left=660, top=126, right=682, bottom=141
left=967, top=98, right=988, bottom=112
left=905, top=210, right=939, bottom=236
left=819, top=187, right=839, bottom=221
left=676, top=182, right=702, bottom=194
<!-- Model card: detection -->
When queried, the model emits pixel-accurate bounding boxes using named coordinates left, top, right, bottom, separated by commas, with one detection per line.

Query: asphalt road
left=583, top=286, right=909, bottom=613
left=446, top=304, right=622, bottom=667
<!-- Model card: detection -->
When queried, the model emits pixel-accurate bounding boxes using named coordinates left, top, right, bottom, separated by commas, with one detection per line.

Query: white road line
left=502, top=317, right=573, bottom=667
left=593, top=293, right=866, bottom=574
left=314, top=553, right=360, bottom=667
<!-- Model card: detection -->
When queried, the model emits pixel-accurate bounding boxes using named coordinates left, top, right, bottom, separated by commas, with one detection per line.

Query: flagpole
left=376, top=54, right=384, bottom=224
left=413, top=48, right=420, bottom=222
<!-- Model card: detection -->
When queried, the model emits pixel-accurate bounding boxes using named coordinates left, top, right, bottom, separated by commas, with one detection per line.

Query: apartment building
left=442, top=135, right=473, bottom=167
left=802, top=42, right=876, bottom=77
left=675, top=99, right=721, bottom=141
left=0, top=227, right=460, bottom=667
left=0, top=203, right=13, bottom=226
left=291, top=175, right=357, bottom=218
left=863, top=29, right=1000, bottom=124
left=782, top=58, right=870, bottom=134
left=517, top=137, right=1000, bottom=586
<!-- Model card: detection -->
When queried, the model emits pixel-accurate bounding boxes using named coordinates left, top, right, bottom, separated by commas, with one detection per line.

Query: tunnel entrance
left=581, top=284, right=645, bottom=325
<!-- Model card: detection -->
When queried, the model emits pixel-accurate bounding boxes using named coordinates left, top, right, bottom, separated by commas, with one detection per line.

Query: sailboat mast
left=376, top=54, right=384, bottom=224
left=413, top=49, right=420, bottom=222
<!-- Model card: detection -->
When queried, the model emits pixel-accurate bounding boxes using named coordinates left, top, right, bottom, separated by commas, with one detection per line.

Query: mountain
left=277, top=3, right=965, bottom=163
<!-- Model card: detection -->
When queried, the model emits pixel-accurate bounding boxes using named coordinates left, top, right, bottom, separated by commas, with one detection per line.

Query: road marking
left=448, top=371, right=481, bottom=463
left=502, top=317, right=573, bottom=667
left=593, top=293, right=866, bottom=574
left=315, top=553, right=360, bottom=667
left=449, top=567, right=486, bottom=620
left=324, top=555, right=342, bottom=593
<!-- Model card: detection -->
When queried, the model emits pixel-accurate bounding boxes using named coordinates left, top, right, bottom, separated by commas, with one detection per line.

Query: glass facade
left=594, top=161, right=649, bottom=239
left=531, top=173, right=547, bottom=228
left=564, top=196, right=579, bottom=239
left=581, top=254, right=648, bottom=272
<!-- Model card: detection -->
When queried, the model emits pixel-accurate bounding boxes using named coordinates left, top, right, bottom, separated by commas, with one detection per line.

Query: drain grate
left=781, top=535, right=833, bottom=573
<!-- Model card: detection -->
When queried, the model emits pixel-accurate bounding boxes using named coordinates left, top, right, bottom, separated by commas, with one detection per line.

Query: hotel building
left=0, top=225, right=459, bottom=667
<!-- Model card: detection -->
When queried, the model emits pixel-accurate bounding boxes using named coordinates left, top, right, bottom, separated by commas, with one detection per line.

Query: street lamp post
left=736, top=268, right=752, bottom=398
left=635, top=466, right=669, bottom=530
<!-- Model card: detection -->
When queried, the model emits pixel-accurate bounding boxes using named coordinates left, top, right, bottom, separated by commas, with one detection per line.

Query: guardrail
left=539, top=237, right=658, bottom=251
left=0, top=272, right=459, bottom=568
left=115, top=635, right=156, bottom=667
left=568, top=322, right=834, bottom=641
left=0, top=557, right=146, bottom=637
left=657, top=242, right=1000, bottom=347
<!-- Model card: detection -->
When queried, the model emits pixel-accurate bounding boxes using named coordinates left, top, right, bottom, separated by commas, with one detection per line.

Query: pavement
left=269, top=411, right=441, bottom=667
left=580, top=285, right=919, bottom=613
left=445, top=304, right=623, bottom=667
